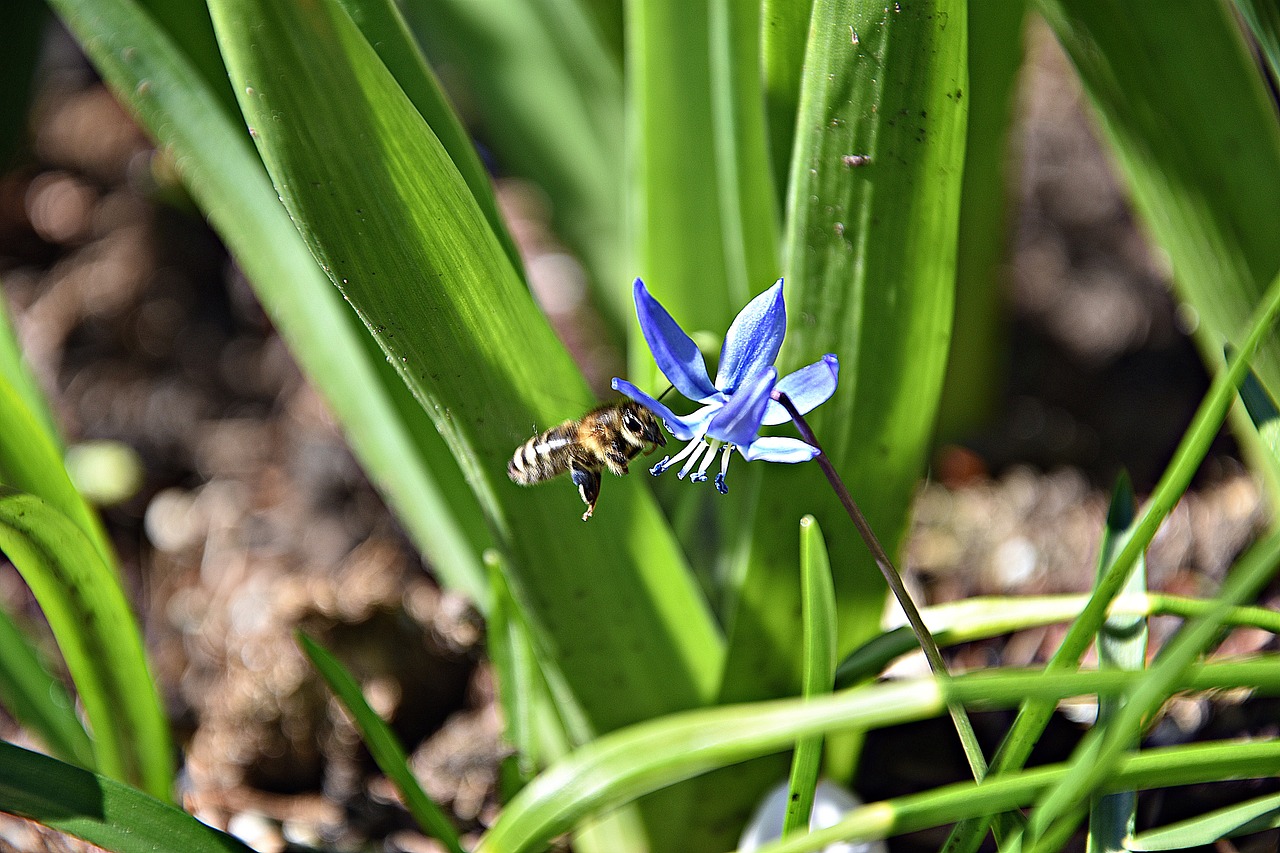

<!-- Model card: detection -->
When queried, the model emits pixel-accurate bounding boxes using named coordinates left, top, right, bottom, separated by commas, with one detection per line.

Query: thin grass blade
left=1127, top=791, right=1280, bottom=851
left=0, top=740, right=248, bottom=853
left=782, top=517, right=838, bottom=838
left=1087, top=475, right=1146, bottom=853
left=0, top=606, right=94, bottom=769
left=1234, top=0, right=1280, bottom=94
left=944, top=269, right=1280, bottom=853
left=0, top=490, right=172, bottom=799
left=298, top=633, right=465, bottom=853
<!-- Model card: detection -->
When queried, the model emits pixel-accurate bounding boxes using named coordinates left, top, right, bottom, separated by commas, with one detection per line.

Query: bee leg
left=603, top=447, right=630, bottom=477
left=570, top=466, right=601, bottom=521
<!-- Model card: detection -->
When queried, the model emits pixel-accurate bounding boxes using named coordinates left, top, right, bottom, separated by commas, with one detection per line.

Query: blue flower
left=612, top=278, right=838, bottom=494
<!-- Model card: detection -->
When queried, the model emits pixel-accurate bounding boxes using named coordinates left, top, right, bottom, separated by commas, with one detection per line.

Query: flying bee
left=507, top=399, right=666, bottom=521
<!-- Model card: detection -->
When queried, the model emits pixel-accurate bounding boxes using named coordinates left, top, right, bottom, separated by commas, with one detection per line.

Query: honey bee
left=508, top=400, right=666, bottom=521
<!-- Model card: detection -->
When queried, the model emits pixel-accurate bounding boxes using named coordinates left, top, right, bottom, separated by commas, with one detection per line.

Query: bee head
left=621, top=401, right=667, bottom=448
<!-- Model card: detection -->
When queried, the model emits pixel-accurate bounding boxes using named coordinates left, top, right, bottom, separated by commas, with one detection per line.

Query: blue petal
left=742, top=436, right=819, bottom=463
left=761, top=354, right=840, bottom=425
left=707, top=367, right=775, bottom=446
left=612, top=378, right=714, bottom=441
left=716, top=279, right=786, bottom=392
left=633, top=279, right=717, bottom=401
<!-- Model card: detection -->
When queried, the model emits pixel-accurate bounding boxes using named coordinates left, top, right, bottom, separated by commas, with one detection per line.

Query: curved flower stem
left=774, top=391, right=989, bottom=782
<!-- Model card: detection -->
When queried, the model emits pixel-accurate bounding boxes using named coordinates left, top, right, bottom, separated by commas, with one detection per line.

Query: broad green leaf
left=404, top=0, right=628, bottom=325
left=0, top=490, right=172, bottom=799
left=945, top=271, right=1280, bottom=853
left=1128, top=791, right=1280, bottom=851
left=298, top=634, right=465, bottom=853
left=0, top=606, right=94, bottom=769
left=782, top=517, right=837, bottom=837
left=207, top=0, right=722, bottom=747
left=333, top=0, right=522, bottom=277
left=937, top=0, right=1026, bottom=439
left=1088, top=476, right=1146, bottom=853
left=727, top=0, right=967, bottom=746
left=48, top=0, right=493, bottom=602
left=0, top=740, right=248, bottom=853
left=1236, top=0, right=1280, bottom=85
left=627, top=0, right=735, bottom=385
left=1039, top=0, right=1280, bottom=487
left=761, top=0, right=811, bottom=202
left=475, top=664, right=1280, bottom=853
left=709, top=0, right=782, bottom=306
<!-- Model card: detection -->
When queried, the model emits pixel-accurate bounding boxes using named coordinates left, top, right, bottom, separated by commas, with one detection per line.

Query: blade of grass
left=474, top=663, right=1280, bottom=853
left=0, top=739, right=249, bottom=853
left=208, top=0, right=722, bottom=741
left=1127, top=791, right=1280, bottom=851
left=782, top=517, right=838, bottom=838
left=0, top=490, right=172, bottom=799
left=751, top=739, right=1280, bottom=853
left=1025, top=524, right=1280, bottom=850
left=0, top=284, right=62, bottom=459
left=836, top=591, right=1280, bottom=688
left=944, top=269, right=1280, bottom=853
left=1233, top=0, right=1280, bottom=114
left=1087, top=475, right=1146, bottom=853
left=298, top=633, right=465, bottom=853
left=0, top=606, right=94, bottom=769
left=49, top=0, right=494, bottom=603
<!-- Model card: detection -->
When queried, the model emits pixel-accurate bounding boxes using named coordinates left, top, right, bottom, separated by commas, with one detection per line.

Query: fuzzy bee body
left=508, top=400, right=666, bottom=520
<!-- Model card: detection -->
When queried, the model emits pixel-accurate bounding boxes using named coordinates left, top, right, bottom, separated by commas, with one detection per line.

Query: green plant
left=1, top=0, right=1279, bottom=851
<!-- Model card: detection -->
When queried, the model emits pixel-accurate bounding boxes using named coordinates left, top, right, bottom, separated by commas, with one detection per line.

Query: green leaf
left=751, top=739, right=1280, bottom=853
left=944, top=270, right=1280, bottom=853
left=0, top=283, right=63, bottom=459
left=782, top=517, right=838, bottom=838
left=298, top=633, right=465, bottom=853
left=332, top=0, right=522, bottom=278
left=937, top=0, right=1027, bottom=439
left=48, top=0, right=493, bottom=602
left=0, top=605, right=94, bottom=769
left=1088, top=475, right=1146, bottom=853
left=206, top=0, right=722, bottom=744
left=1039, top=0, right=1280, bottom=487
left=1128, top=791, right=1280, bottom=851
left=727, top=0, right=968, bottom=753
left=760, top=0, right=811, bottom=203
left=1236, top=0, right=1280, bottom=86
left=1026, top=528, right=1280, bottom=851
left=0, top=490, right=172, bottom=800
left=404, top=0, right=628, bottom=324
left=475, top=664, right=1280, bottom=853
left=0, top=739, right=249, bottom=853
left=1234, top=351, right=1280, bottom=462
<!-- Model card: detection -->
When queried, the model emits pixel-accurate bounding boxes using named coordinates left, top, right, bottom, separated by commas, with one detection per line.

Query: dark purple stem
left=774, top=391, right=988, bottom=778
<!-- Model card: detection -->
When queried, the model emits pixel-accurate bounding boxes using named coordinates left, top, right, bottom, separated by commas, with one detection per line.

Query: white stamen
left=691, top=439, right=721, bottom=482
left=715, top=444, right=734, bottom=494
left=677, top=440, right=710, bottom=479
